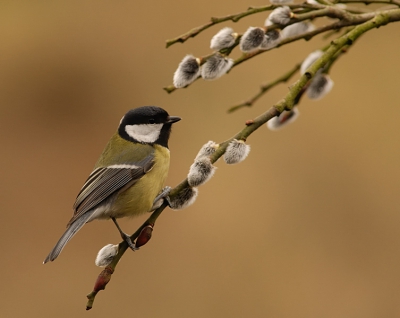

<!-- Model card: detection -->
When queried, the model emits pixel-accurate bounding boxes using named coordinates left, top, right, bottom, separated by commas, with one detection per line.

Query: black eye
left=149, top=118, right=155, bottom=124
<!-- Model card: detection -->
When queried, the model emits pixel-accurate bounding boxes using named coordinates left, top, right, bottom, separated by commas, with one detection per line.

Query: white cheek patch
left=125, top=124, right=163, bottom=143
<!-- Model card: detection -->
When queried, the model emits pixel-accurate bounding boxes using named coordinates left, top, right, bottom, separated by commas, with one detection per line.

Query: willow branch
left=163, top=7, right=387, bottom=94
left=228, top=28, right=352, bottom=114
left=337, top=0, right=400, bottom=6
left=165, top=2, right=375, bottom=48
left=87, top=8, right=400, bottom=309
left=232, top=10, right=380, bottom=68
left=228, top=64, right=300, bottom=113
left=165, top=4, right=330, bottom=48
left=166, top=6, right=272, bottom=48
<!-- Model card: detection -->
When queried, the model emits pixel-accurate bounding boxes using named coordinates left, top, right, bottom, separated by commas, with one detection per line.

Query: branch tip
left=163, top=86, right=176, bottom=94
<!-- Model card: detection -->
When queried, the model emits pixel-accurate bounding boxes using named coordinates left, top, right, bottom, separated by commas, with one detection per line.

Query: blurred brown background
left=1, top=1, right=400, bottom=317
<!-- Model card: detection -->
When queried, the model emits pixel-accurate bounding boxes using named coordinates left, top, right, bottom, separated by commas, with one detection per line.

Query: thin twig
left=228, top=64, right=300, bottom=113
left=337, top=0, right=400, bottom=6
left=165, top=4, right=328, bottom=48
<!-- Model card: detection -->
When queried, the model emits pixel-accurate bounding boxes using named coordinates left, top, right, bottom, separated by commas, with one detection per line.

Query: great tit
left=44, top=106, right=181, bottom=263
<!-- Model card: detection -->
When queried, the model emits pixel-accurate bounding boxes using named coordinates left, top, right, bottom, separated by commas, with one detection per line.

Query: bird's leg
left=111, top=217, right=138, bottom=251
left=150, top=186, right=172, bottom=211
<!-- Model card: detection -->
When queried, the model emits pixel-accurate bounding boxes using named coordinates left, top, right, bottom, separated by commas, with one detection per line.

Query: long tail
left=43, top=212, right=93, bottom=264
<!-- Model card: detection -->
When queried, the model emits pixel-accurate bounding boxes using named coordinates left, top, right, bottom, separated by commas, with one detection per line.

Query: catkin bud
left=188, top=157, right=216, bottom=187
left=267, top=108, right=300, bottom=131
left=210, top=27, right=238, bottom=51
left=265, top=6, right=293, bottom=26
left=224, top=139, right=251, bottom=164
left=95, top=244, right=118, bottom=267
left=260, top=29, right=281, bottom=50
left=135, top=224, right=153, bottom=248
left=169, top=187, right=199, bottom=210
left=306, top=74, right=334, bottom=100
left=195, top=141, right=219, bottom=160
left=239, top=27, right=265, bottom=52
left=300, top=50, right=324, bottom=75
left=173, top=55, right=201, bottom=88
left=201, top=53, right=233, bottom=80
left=281, top=21, right=315, bottom=39
left=91, top=267, right=114, bottom=298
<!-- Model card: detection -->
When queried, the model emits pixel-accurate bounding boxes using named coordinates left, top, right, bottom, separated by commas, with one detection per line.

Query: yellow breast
left=110, top=144, right=170, bottom=218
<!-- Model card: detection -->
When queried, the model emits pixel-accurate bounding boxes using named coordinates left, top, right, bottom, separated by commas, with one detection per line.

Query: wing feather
left=68, top=155, right=154, bottom=225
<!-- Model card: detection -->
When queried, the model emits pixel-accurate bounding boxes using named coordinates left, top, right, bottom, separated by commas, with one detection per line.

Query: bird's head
left=118, top=106, right=181, bottom=148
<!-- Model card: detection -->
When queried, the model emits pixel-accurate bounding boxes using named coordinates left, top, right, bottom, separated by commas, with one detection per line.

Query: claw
left=120, top=232, right=138, bottom=251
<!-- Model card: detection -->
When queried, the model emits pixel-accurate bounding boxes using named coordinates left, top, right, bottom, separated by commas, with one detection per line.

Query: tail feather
left=43, top=212, right=93, bottom=264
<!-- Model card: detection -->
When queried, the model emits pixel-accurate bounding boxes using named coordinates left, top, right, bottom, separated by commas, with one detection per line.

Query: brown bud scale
left=93, top=267, right=114, bottom=293
left=135, top=224, right=154, bottom=248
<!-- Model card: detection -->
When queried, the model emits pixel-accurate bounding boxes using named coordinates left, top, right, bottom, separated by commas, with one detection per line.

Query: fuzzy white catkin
left=267, top=108, right=300, bottom=131
left=266, top=6, right=292, bottom=26
left=95, top=244, right=118, bottom=267
left=210, top=27, right=237, bottom=51
left=281, top=21, right=315, bottom=39
left=260, top=30, right=281, bottom=50
left=224, top=139, right=251, bottom=164
left=307, top=74, right=334, bottom=100
left=195, top=141, right=219, bottom=160
left=169, top=187, right=199, bottom=210
left=239, top=27, right=265, bottom=52
left=187, top=157, right=216, bottom=187
left=173, top=55, right=201, bottom=88
left=300, top=50, right=324, bottom=74
left=201, top=54, right=233, bottom=80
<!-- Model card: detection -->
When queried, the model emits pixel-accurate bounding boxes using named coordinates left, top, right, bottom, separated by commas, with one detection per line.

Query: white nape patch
left=125, top=123, right=163, bottom=143
left=108, top=164, right=140, bottom=169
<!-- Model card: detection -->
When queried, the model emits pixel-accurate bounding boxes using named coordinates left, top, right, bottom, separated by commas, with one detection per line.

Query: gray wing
left=68, top=155, right=154, bottom=225
left=43, top=154, right=155, bottom=263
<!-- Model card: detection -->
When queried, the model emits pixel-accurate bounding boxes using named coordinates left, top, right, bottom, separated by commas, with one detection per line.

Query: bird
left=43, top=106, right=181, bottom=263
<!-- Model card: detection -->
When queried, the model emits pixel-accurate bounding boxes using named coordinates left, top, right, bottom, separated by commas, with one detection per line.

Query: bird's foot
left=120, top=232, right=139, bottom=251
left=111, top=217, right=138, bottom=251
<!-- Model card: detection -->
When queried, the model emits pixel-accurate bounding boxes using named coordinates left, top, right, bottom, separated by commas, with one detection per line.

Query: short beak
left=167, top=116, right=181, bottom=124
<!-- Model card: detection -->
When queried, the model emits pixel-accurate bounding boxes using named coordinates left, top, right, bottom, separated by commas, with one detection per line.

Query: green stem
left=228, top=64, right=301, bottom=113
left=337, top=0, right=400, bottom=6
